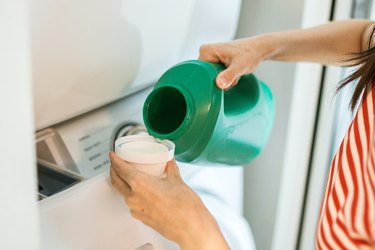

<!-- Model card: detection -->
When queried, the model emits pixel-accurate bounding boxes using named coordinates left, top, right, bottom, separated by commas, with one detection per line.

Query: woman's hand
left=199, top=37, right=270, bottom=90
left=199, top=20, right=375, bottom=91
left=109, top=152, right=229, bottom=250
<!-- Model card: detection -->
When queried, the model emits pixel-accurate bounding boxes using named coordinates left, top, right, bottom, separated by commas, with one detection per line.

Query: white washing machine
left=31, top=0, right=256, bottom=249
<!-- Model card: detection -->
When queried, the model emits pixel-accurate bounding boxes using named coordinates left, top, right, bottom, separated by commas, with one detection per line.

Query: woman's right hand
left=199, top=36, right=270, bottom=90
left=109, top=152, right=230, bottom=250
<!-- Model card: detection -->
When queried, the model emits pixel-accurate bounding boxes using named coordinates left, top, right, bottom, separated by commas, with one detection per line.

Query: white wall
left=235, top=0, right=302, bottom=249
left=237, top=0, right=336, bottom=249
left=0, top=1, right=39, bottom=249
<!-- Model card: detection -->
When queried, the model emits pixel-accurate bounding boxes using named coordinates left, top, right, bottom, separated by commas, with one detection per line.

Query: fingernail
left=217, top=76, right=229, bottom=89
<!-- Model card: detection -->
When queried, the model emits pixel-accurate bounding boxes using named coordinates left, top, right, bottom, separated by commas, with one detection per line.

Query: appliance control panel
left=35, top=88, right=151, bottom=197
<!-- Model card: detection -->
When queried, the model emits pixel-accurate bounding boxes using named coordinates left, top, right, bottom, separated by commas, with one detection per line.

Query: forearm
left=245, top=19, right=374, bottom=66
left=177, top=204, right=230, bottom=250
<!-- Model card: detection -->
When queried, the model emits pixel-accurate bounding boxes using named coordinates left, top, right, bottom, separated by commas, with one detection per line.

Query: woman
left=110, top=19, right=375, bottom=249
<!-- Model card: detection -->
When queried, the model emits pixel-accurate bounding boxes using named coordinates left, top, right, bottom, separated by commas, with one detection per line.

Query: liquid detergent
left=143, top=60, right=274, bottom=166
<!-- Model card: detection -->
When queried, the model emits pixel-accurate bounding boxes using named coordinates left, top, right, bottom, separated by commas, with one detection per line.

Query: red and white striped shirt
left=316, top=84, right=375, bottom=250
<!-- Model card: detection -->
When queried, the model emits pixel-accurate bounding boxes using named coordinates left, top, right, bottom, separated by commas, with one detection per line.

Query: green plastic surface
left=143, top=60, right=275, bottom=166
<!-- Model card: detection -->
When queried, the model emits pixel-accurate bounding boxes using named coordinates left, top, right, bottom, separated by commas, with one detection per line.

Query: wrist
left=177, top=208, right=230, bottom=250
left=254, top=33, right=280, bottom=61
left=179, top=231, right=229, bottom=250
left=235, top=33, right=279, bottom=63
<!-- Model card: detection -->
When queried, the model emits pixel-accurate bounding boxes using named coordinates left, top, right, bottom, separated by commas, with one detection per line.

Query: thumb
left=165, top=159, right=181, bottom=181
left=216, top=63, right=244, bottom=89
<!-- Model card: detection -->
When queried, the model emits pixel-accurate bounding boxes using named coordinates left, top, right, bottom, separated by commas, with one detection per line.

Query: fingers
left=109, top=151, right=140, bottom=185
left=216, top=61, right=246, bottom=89
left=216, top=71, right=236, bottom=89
left=165, top=159, right=182, bottom=181
left=199, top=43, right=248, bottom=89
left=110, top=167, right=131, bottom=196
left=198, top=44, right=221, bottom=62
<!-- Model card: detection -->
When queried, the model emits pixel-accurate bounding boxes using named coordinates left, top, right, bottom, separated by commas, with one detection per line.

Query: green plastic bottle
left=143, top=60, right=274, bottom=166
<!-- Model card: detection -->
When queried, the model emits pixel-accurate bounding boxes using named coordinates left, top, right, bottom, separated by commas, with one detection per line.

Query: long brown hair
left=337, top=25, right=375, bottom=110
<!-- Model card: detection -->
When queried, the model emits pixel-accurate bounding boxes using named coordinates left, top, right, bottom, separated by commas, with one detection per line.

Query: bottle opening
left=146, top=86, right=187, bottom=135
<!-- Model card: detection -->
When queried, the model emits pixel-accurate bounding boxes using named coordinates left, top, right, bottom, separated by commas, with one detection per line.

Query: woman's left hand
left=109, top=152, right=229, bottom=250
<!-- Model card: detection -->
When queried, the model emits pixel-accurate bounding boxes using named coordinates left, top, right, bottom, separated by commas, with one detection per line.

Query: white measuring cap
left=114, top=135, right=175, bottom=176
